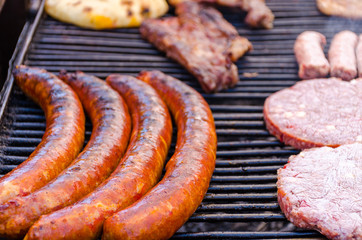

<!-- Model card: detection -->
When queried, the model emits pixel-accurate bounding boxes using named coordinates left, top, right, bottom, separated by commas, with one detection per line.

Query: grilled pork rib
left=140, top=1, right=252, bottom=93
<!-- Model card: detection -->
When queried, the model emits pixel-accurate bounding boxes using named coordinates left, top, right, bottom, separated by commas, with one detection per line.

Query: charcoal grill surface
left=1, top=0, right=361, bottom=239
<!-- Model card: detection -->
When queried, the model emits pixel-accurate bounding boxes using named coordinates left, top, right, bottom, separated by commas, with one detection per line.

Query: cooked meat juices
left=102, top=71, right=217, bottom=240
left=0, top=66, right=85, bottom=205
left=357, top=34, right=362, bottom=77
left=168, top=0, right=274, bottom=29
left=264, top=78, right=362, bottom=149
left=329, top=30, right=358, bottom=81
left=25, top=75, right=173, bottom=240
left=277, top=143, right=362, bottom=240
left=0, top=72, right=131, bottom=239
left=294, top=31, right=330, bottom=79
left=140, top=1, right=252, bottom=93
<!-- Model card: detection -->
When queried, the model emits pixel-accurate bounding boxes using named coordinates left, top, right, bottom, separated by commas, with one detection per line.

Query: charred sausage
left=329, top=30, right=358, bottom=81
left=25, top=75, right=172, bottom=240
left=294, top=31, right=330, bottom=79
left=0, top=65, right=85, bottom=204
left=102, top=71, right=217, bottom=240
left=0, top=71, right=131, bottom=239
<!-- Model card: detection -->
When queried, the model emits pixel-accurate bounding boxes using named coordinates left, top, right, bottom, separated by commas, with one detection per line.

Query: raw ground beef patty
left=277, top=143, right=362, bottom=240
left=263, top=78, right=362, bottom=149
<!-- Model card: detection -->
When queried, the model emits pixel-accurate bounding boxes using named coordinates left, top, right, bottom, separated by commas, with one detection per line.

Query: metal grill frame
left=1, top=0, right=361, bottom=239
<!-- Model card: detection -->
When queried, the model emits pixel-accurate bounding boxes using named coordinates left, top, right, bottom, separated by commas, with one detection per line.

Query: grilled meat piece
left=240, top=0, right=274, bottom=29
left=278, top=143, right=362, bottom=240
left=329, top=30, right=358, bottom=81
left=140, top=1, right=252, bottom=93
left=294, top=31, right=330, bottom=79
left=317, top=0, right=362, bottom=19
left=169, top=0, right=274, bottom=29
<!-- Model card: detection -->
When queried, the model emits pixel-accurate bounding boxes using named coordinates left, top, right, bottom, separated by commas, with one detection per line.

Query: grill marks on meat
left=294, top=31, right=330, bottom=79
left=0, top=72, right=131, bottom=239
left=169, top=0, right=274, bottom=29
left=277, top=143, right=362, bottom=240
left=264, top=78, right=362, bottom=149
left=102, top=71, right=217, bottom=240
left=357, top=34, right=362, bottom=78
left=25, top=75, right=172, bottom=240
left=329, top=30, right=358, bottom=81
left=140, top=1, right=252, bottom=93
left=0, top=66, right=85, bottom=205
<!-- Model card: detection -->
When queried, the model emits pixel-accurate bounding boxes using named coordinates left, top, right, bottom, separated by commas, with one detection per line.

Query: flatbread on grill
left=317, top=0, right=362, bottom=18
left=45, top=0, right=169, bottom=29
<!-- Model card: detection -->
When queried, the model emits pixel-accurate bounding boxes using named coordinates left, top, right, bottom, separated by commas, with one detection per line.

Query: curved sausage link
left=25, top=75, right=173, bottom=240
left=103, top=71, right=217, bottom=240
left=0, top=65, right=85, bottom=204
left=0, top=71, right=131, bottom=239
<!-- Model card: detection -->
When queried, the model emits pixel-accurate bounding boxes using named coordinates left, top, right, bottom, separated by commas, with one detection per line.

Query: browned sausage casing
left=102, top=71, right=217, bottom=240
left=25, top=75, right=173, bottom=240
left=0, top=65, right=85, bottom=204
left=0, top=71, right=131, bottom=239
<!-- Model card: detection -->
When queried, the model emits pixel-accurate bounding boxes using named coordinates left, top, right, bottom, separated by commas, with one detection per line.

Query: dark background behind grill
left=1, top=0, right=361, bottom=239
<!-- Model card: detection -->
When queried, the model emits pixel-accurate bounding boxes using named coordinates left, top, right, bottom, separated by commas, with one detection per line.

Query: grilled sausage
left=25, top=75, right=173, bottom=240
left=0, top=71, right=131, bottom=239
left=294, top=31, right=330, bottom=79
left=0, top=65, right=85, bottom=204
left=329, top=30, right=358, bottom=81
left=102, top=71, right=217, bottom=240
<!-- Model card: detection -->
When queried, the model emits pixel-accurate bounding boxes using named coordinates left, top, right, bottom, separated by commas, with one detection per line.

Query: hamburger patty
left=263, top=78, right=362, bottom=149
left=277, top=143, right=362, bottom=240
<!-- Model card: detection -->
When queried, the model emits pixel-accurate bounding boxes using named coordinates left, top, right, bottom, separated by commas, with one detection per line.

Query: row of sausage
left=294, top=30, right=362, bottom=81
left=0, top=65, right=217, bottom=240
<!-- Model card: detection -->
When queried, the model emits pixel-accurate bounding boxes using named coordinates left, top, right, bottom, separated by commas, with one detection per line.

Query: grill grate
left=1, top=0, right=361, bottom=239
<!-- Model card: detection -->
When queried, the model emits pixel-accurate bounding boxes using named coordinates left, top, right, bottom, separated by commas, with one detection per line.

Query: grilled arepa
left=45, top=0, right=169, bottom=29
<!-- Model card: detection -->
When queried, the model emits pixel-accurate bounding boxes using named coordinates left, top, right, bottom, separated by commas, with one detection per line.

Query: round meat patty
left=277, top=143, right=362, bottom=240
left=263, top=78, right=362, bottom=149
